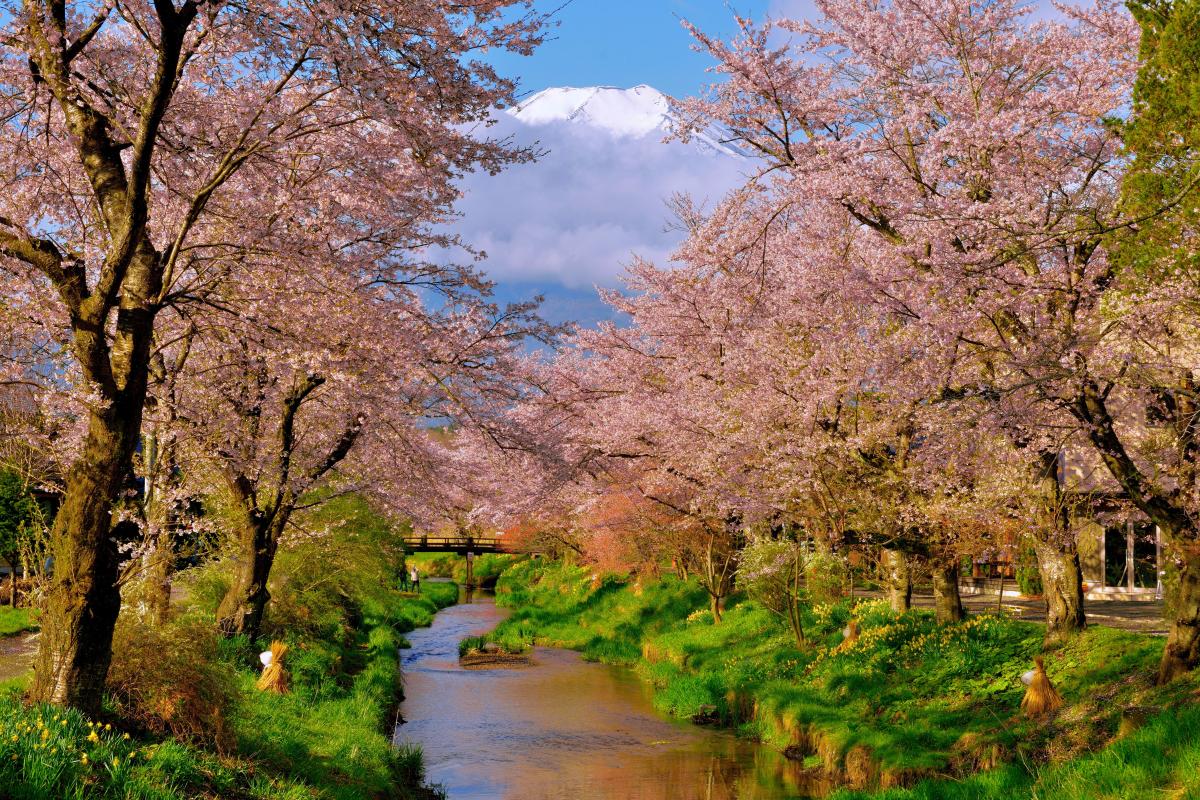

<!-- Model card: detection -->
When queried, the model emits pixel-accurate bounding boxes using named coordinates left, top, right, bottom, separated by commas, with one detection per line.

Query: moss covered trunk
left=1030, top=451, right=1086, bottom=642
left=144, top=526, right=174, bottom=627
left=31, top=405, right=141, bottom=713
left=217, top=514, right=284, bottom=640
left=1160, top=554, right=1200, bottom=683
left=880, top=548, right=912, bottom=612
left=1034, top=539, right=1086, bottom=644
left=932, top=561, right=965, bottom=623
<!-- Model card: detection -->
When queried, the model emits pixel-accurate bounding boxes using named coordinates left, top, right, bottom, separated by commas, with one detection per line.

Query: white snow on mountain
left=508, top=84, right=746, bottom=159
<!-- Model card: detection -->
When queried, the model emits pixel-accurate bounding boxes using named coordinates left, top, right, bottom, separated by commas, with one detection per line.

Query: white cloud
left=447, top=111, right=749, bottom=291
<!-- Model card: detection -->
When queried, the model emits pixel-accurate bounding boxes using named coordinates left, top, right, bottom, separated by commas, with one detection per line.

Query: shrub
left=394, top=742, right=428, bottom=788
left=408, top=553, right=457, bottom=578
left=0, top=577, right=38, bottom=609
left=1015, top=544, right=1043, bottom=597
left=107, top=619, right=241, bottom=750
left=174, top=560, right=232, bottom=618
left=805, top=547, right=848, bottom=604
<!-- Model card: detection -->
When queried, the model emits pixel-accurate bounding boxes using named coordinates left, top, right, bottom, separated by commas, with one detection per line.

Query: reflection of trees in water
left=628, top=728, right=839, bottom=799
left=555, top=739, right=823, bottom=800
left=736, top=745, right=838, bottom=799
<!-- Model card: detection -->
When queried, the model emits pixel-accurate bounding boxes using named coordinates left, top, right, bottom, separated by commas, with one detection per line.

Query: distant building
left=1063, top=450, right=1162, bottom=600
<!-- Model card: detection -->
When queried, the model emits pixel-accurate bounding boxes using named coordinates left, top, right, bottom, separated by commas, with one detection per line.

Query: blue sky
left=463, top=0, right=801, bottom=329
left=489, top=0, right=775, bottom=99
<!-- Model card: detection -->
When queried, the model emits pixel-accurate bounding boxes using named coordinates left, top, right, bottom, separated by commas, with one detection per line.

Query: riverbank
left=0, top=497, right=456, bottom=800
left=396, top=592, right=817, bottom=799
left=490, top=559, right=1200, bottom=798
left=0, top=581, right=456, bottom=800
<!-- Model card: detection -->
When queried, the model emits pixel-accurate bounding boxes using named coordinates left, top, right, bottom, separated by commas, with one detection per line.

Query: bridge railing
left=401, top=535, right=505, bottom=551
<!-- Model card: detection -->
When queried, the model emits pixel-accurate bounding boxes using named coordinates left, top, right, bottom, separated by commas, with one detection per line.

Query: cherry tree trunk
left=880, top=548, right=912, bottom=612
left=710, top=593, right=723, bottom=623
left=1160, top=551, right=1200, bottom=683
left=144, top=527, right=175, bottom=627
left=1033, top=539, right=1086, bottom=644
left=31, top=407, right=141, bottom=714
left=217, top=518, right=280, bottom=641
left=141, top=429, right=178, bottom=626
left=1029, top=451, right=1086, bottom=641
left=932, top=562, right=965, bottom=623
left=4, top=552, right=16, bottom=606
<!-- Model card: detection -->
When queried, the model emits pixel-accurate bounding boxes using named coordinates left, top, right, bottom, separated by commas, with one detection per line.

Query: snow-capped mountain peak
left=507, top=84, right=745, bottom=158
left=510, top=85, right=670, bottom=137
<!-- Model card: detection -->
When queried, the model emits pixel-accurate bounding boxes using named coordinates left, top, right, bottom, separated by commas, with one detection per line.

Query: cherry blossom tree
left=117, top=186, right=554, bottom=640
left=674, top=0, right=1143, bottom=644
left=0, top=0, right=544, bottom=711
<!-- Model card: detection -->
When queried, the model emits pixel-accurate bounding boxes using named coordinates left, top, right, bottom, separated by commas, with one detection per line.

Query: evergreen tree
left=1122, top=0, right=1200, bottom=276
left=0, top=470, right=40, bottom=606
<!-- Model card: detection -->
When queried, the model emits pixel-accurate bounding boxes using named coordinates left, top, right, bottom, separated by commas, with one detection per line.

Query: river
left=393, top=587, right=823, bottom=800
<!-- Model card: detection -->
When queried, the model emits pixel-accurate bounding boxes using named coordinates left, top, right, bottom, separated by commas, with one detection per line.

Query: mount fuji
left=448, top=84, right=751, bottom=325
left=506, top=84, right=746, bottom=159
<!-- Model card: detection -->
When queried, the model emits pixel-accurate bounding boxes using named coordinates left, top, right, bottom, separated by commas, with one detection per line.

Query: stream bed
left=393, top=588, right=823, bottom=800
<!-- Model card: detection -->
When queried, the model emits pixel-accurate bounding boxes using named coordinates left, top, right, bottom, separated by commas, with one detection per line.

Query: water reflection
left=394, top=591, right=822, bottom=800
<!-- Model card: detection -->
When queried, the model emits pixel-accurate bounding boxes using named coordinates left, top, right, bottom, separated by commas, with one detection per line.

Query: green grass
left=457, top=632, right=531, bottom=657
left=0, top=580, right=457, bottom=800
left=229, top=584, right=455, bottom=799
left=833, top=700, right=1200, bottom=799
left=407, top=553, right=520, bottom=587
left=2, top=493, right=459, bottom=800
left=492, top=559, right=1194, bottom=796
left=0, top=606, right=39, bottom=637
left=0, top=697, right=316, bottom=800
left=0, top=672, right=30, bottom=700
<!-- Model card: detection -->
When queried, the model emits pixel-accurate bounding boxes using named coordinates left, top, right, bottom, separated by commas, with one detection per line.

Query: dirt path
left=0, top=632, right=37, bottom=682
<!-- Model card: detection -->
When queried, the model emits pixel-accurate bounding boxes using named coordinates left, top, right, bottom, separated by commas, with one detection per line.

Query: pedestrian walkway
left=903, top=591, right=1169, bottom=635
left=0, top=632, right=36, bottom=682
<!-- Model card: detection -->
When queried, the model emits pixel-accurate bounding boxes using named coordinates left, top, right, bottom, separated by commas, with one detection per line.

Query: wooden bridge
left=401, top=534, right=506, bottom=555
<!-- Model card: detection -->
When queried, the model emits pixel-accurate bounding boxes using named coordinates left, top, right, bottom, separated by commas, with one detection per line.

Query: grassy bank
left=407, top=553, right=518, bottom=588
left=491, top=559, right=1199, bottom=798
left=831, top=700, right=1200, bottom=799
left=0, top=496, right=457, bottom=800
left=0, top=606, right=39, bottom=637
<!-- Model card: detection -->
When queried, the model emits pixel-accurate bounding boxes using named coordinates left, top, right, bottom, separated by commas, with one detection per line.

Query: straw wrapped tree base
left=1020, top=656, right=1062, bottom=717
left=257, top=641, right=290, bottom=694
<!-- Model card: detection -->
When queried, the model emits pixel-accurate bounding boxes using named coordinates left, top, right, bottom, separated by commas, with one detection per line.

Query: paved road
left=899, top=591, right=1170, bottom=635
left=0, top=632, right=36, bottom=682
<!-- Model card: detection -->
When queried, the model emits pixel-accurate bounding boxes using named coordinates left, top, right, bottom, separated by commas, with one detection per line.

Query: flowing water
left=394, top=588, right=823, bottom=800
